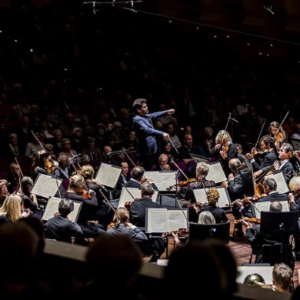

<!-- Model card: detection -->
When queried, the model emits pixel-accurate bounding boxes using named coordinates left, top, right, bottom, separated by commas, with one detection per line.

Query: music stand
left=260, top=211, right=299, bottom=236
left=189, top=222, right=230, bottom=244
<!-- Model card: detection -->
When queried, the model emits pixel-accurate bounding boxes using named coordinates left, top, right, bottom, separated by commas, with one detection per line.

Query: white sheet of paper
left=95, top=163, right=122, bottom=188
left=193, top=187, right=230, bottom=208
left=264, top=172, right=289, bottom=194
left=31, top=174, right=62, bottom=198
left=206, top=162, right=226, bottom=183
left=118, top=187, right=158, bottom=208
left=254, top=201, right=289, bottom=219
left=144, top=171, right=177, bottom=191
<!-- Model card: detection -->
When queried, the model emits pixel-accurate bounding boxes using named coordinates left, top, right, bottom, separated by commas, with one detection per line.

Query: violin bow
left=170, top=158, right=189, bottom=180
left=31, top=131, right=45, bottom=150
left=99, top=188, right=116, bottom=212
left=254, top=119, right=266, bottom=149
left=274, top=111, right=289, bottom=137
left=167, top=137, right=179, bottom=155
left=122, top=147, right=136, bottom=168
left=224, top=113, right=231, bottom=132
left=122, top=184, right=136, bottom=201
left=15, top=157, right=24, bottom=178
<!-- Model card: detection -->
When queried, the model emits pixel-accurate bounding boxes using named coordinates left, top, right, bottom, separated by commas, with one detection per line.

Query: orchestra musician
left=256, top=178, right=289, bottom=203
left=184, top=162, right=216, bottom=204
left=114, top=161, right=131, bottom=199
left=53, top=154, right=72, bottom=179
left=211, top=130, right=238, bottom=176
left=198, top=187, right=228, bottom=224
left=268, top=121, right=288, bottom=151
left=129, top=182, right=166, bottom=262
left=273, top=143, right=294, bottom=185
left=245, top=135, right=278, bottom=181
left=65, top=174, right=106, bottom=239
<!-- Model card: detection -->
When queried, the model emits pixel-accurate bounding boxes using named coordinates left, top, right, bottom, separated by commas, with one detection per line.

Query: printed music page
left=193, top=187, right=230, bottom=208
left=237, top=266, right=273, bottom=285
left=265, top=172, right=289, bottom=194
left=42, top=197, right=82, bottom=222
left=254, top=201, right=290, bottom=219
left=146, top=208, right=168, bottom=233
left=118, top=187, right=158, bottom=208
left=206, top=162, right=227, bottom=183
left=95, top=163, right=122, bottom=189
left=31, top=174, right=62, bottom=198
left=144, top=171, right=177, bottom=191
left=167, top=210, right=188, bottom=231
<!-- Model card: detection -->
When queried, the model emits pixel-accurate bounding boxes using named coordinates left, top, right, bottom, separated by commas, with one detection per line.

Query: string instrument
left=170, top=158, right=189, bottom=181
left=234, top=217, right=261, bottom=224
left=107, top=221, right=116, bottom=229
left=162, top=228, right=190, bottom=238
left=178, top=178, right=197, bottom=187
left=227, top=194, right=267, bottom=207
left=220, top=142, right=230, bottom=160
left=274, top=111, right=289, bottom=145
left=77, top=187, right=92, bottom=199
left=125, top=201, right=132, bottom=210
left=252, top=149, right=268, bottom=159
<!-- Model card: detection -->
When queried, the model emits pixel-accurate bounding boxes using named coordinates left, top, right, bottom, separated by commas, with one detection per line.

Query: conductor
left=133, top=98, right=175, bottom=170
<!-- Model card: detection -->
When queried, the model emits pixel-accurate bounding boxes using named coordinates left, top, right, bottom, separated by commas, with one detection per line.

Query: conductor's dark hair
left=58, top=199, right=74, bottom=217
left=132, top=98, right=147, bottom=113
left=260, top=135, right=275, bottom=148
left=264, top=178, right=277, bottom=191
left=131, top=166, right=145, bottom=180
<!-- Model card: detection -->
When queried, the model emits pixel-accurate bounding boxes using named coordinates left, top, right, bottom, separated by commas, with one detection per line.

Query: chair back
left=189, top=222, right=230, bottom=244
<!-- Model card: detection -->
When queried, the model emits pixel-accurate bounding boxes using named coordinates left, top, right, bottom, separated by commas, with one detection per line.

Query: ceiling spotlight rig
left=83, top=0, right=142, bottom=14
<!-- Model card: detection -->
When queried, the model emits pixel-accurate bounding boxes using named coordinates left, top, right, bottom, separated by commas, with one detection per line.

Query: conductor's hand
left=168, top=109, right=175, bottom=115
left=163, top=133, right=170, bottom=139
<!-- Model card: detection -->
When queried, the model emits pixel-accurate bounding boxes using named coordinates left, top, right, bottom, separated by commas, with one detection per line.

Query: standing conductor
left=133, top=98, right=175, bottom=170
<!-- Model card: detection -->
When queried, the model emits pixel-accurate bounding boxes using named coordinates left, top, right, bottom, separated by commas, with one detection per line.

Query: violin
left=252, top=148, right=268, bottom=158
left=162, top=228, right=190, bottom=238
left=44, top=157, right=55, bottom=174
left=234, top=217, right=261, bottom=224
left=125, top=201, right=132, bottom=210
left=77, top=188, right=92, bottom=199
left=220, top=142, right=229, bottom=160
left=242, top=194, right=267, bottom=205
left=178, top=178, right=197, bottom=187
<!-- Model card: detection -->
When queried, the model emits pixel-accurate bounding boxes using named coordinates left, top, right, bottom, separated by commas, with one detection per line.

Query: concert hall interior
left=0, top=0, right=300, bottom=299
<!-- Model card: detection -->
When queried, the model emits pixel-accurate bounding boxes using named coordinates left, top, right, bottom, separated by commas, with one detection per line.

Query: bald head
left=229, top=158, right=241, bottom=172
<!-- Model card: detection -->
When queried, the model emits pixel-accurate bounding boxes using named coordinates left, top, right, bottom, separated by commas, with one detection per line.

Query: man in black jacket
left=257, top=178, right=289, bottom=203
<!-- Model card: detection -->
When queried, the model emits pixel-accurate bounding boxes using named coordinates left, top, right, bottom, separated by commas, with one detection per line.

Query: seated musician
left=243, top=201, right=295, bottom=271
left=245, top=135, right=278, bottom=181
left=129, top=182, right=166, bottom=262
left=211, top=130, right=238, bottom=176
left=65, top=174, right=106, bottom=240
left=257, top=178, right=289, bottom=203
left=80, top=164, right=114, bottom=229
left=198, top=187, right=228, bottom=224
left=114, top=161, right=131, bottom=198
left=273, top=143, right=294, bottom=185
left=184, top=162, right=216, bottom=204
left=53, top=154, right=72, bottom=179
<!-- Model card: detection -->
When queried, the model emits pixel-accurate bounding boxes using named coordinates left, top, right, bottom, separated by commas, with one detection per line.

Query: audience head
left=273, top=263, right=293, bottom=293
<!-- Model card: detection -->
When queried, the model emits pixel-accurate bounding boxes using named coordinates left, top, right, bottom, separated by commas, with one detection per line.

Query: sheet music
left=31, top=174, right=62, bottom=198
left=264, top=172, right=289, bottom=194
left=42, top=197, right=82, bottom=222
left=95, top=163, right=122, bottom=188
left=254, top=201, right=289, bottom=219
left=206, top=162, right=227, bottom=183
left=189, top=153, right=209, bottom=163
left=144, top=171, right=177, bottom=191
left=118, top=187, right=158, bottom=208
left=146, top=208, right=188, bottom=233
left=237, top=266, right=273, bottom=285
left=193, top=187, right=230, bottom=208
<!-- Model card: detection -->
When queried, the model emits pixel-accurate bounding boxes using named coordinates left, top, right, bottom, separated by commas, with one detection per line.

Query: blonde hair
left=113, top=207, right=130, bottom=227
left=196, top=162, right=209, bottom=177
left=215, top=130, right=232, bottom=144
left=198, top=211, right=216, bottom=224
left=206, top=187, right=219, bottom=205
left=0, top=195, right=23, bottom=223
left=80, top=165, right=95, bottom=180
left=69, top=174, right=85, bottom=189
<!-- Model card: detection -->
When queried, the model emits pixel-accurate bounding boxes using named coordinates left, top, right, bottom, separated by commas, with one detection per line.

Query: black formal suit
left=274, top=160, right=294, bottom=185
left=199, top=205, right=228, bottom=224
left=125, top=178, right=141, bottom=189
left=130, top=196, right=163, bottom=228
left=114, top=173, right=131, bottom=198
left=252, top=149, right=278, bottom=174
left=257, top=192, right=289, bottom=203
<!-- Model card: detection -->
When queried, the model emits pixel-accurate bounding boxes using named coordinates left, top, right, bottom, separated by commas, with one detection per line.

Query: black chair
left=189, top=222, right=230, bottom=244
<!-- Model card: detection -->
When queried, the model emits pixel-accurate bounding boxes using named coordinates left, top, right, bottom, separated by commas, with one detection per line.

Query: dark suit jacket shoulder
left=257, top=192, right=289, bottom=203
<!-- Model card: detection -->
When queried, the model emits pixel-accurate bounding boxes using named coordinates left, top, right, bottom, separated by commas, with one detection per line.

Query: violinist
left=245, top=135, right=278, bottom=181
left=184, top=162, right=216, bottom=204
left=80, top=164, right=114, bottom=229
left=129, top=182, right=166, bottom=262
left=273, top=143, right=294, bottom=185
left=211, top=130, right=238, bottom=176
left=114, top=161, right=131, bottom=199
left=198, top=187, right=228, bottom=224
left=244, top=201, right=294, bottom=270
left=65, top=174, right=106, bottom=239
left=53, top=154, right=72, bottom=179
left=268, top=121, right=287, bottom=151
